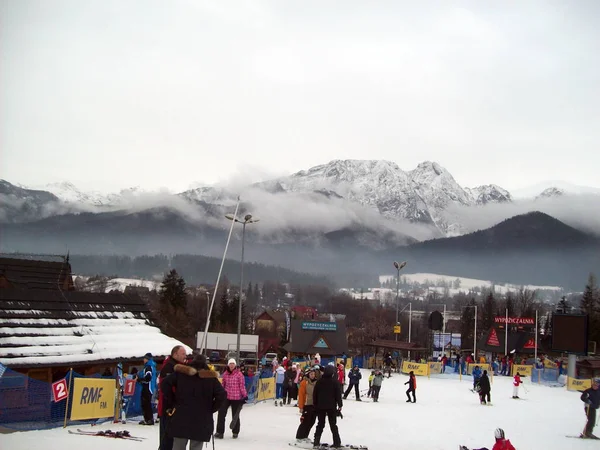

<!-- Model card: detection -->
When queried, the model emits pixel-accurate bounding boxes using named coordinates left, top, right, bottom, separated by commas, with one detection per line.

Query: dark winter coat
left=158, top=356, right=178, bottom=416
left=405, top=374, right=416, bottom=390
left=478, top=373, right=491, bottom=394
left=581, top=387, right=600, bottom=409
left=348, top=368, right=362, bottom=385
left=161, top=364, right=226, bottom=442
left=285, top=368, right=296, bottom=386
left=313, top=366, right=343, bottom=411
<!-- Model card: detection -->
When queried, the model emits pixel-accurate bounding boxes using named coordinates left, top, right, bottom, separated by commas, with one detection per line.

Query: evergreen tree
left=159, top=269, right=187, bottom=309
left=482, top=292, right=496, bottom=330
left=460, top=298, right=476, bottom=351
left=581, top=274, right=598, bottom=316
left=556, top=296, right=570, bottom=314
left=505, top=293, right=515, bottom=316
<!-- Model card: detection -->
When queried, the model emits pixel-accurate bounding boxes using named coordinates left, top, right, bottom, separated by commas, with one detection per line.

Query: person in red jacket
left=512, top=372, right=522, bottom=399
left=459, top=428, right=516, bottom=450
left=337, top=363, right=345, bottom=386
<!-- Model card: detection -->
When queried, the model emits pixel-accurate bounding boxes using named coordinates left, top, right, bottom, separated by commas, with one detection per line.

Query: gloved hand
left=243, top=397, right=248, bottom=404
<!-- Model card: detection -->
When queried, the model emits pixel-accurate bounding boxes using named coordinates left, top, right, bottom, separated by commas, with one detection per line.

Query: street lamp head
left=393, top=261, right=407, bottom=270
left=225, top=213, right=236, bottom=221
left=244, top=214, right=253, bottom=222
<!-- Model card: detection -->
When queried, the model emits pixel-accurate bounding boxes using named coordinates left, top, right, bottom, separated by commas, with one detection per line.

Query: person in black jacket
left=478, top=370, right=491, bottom=405
left=343, top=366, right=362, bottom=401
left=405, top=371, right=416, bottom=403
left=581, top=378, right=600, bottom=438
left=161, top=354, right=226, bottom=450
left=313, top=365, right=343, bottom=448
left=158, top=345, right=187, bottom=450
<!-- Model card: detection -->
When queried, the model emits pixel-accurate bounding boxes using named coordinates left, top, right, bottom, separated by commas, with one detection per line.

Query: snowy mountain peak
left=294, top=159, right=402, bottom=183
left=536, top=187, right=565, bottom=200
left=466, top=184, right=512, bottom=205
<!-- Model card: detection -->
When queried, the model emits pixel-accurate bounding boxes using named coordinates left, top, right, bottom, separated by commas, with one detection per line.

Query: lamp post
left=203, top=291, right=211, bottom=356
left=225, top=213, right=259, bottom=363
left=397, top=302, right=413, bottom=361
left=393, top=261, right=407, bottom=341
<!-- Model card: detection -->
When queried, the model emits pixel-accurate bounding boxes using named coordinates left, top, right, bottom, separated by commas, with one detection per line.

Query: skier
left=313, top=365, right=343, bottom=448
left=295, top=367, right=320, bottom=444
left=138, top=352, right=157, bottom=425
left=371, top=369, right=384, bottom=402
left=459, top=428, right=516, bottom=450
left=158, top=345, right=187, bottom=450
left=274, top=364, right=286, bottom=406
left=367, top=370, right=375, bottom=398
left=343, top=365, right=362, bottom=401
left=472, top=365, right=482, bottom=392
left=384, top=353, right=392, bottom=378
left=215, top=359, right=247, bottom=439
left=478, top=370, right=491, bottom=405
left=580, top=378, right=600, bottom=439
left=512, top=372, right=522, bottom=399
left=161, top=354, right=226, bottom=450
left=405, top=370, right=416, bottom=403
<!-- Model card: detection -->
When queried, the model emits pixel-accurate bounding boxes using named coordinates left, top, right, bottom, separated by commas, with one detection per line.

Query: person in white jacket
left=274, top=365, right=286, bottom=406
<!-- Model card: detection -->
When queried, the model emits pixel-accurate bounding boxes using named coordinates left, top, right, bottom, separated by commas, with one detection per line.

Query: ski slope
left=1, top=370, right=593, bottom=449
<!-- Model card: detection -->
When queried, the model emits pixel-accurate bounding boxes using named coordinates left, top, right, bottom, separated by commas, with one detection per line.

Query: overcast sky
left=1, top=0, right=599, bottom=194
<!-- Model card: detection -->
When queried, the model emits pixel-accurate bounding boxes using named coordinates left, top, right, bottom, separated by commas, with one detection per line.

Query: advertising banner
left=511, top=364, right=533, bottom=377
left=402, top=361, right=428, bottom=377
left=567, top=377, right=592, bottom=391
left=70, top=378, right=116, bottom=421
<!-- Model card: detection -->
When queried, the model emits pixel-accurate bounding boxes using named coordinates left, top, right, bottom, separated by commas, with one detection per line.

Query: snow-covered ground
left=379, top=272, right=563, bottom=294
left=1, top=370, right=593, bottom=449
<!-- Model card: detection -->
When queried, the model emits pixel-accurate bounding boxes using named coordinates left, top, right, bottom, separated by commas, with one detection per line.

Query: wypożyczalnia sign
left=301, top=321, right=337, bottom=331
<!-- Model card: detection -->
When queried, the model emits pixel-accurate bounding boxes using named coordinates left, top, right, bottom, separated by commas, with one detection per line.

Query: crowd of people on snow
left=121, top=347, right=590, bottom=449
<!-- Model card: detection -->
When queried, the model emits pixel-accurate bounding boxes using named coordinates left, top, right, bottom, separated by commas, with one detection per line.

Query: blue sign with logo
left=302, top=322, right=337, bottom=331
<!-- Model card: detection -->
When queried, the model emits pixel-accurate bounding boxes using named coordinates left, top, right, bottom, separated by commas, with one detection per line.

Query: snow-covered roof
left=0, top=288, right=191, bottom=368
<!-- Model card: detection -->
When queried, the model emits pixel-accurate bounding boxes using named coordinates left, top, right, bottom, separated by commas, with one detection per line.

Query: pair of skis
left=68, top=428, right=145, bottom=442
left=289, top=443, right=368, bottom=449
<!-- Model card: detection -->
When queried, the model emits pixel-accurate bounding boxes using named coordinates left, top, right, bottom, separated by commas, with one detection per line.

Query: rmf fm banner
left=402, top=361, right=428, bottom=377
left=567, top=377, right=592, bottom=391
left=70, top=378, right=117, bottom=421
left=256, top=378, right=275, bottom=401
left=512, top=364, right=533, bottom=377
left=427, top=362, right=442, bottom=375
left=467, top=363, right=491, bottom=375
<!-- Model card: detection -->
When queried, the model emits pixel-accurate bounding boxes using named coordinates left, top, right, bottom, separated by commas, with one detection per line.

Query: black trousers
left=159, top=413, right=173, bottom=450
left=296, top=405, right=317, bottom=439
left=585, top=406, right=597, bottom=436
left=479, top=391, right=491, bottom=404
left=372, top=385, right=381, bottom=400
left=314, top=409, right=341, bottom=447
left=216, top=399, right=243, bottom=435
left=141, top=386, right=153, bottom=422
left=406, top=387, right=416, bottom=402
left=343, top=383, right=359, bottom=399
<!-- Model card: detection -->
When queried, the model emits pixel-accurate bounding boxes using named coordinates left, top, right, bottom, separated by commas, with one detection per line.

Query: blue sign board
left=302, top=321, right=337, bottom=331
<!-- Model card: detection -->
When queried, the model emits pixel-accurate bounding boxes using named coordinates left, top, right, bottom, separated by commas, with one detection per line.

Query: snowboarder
left=478, top=370, right=491, bottom=405
left=137, top=352, right=157, bottom=425
left=580, top=378, right=600, bottom=439
left=343, top=366, right=362, bottom=401
left=459, top=427, right=515, bottom=450
left=472, top=365, right=482, bottom=392
left=215, top=359, right=247, bottom=439
left=161, top=354, right=226, bottom=450
left=512, top=372, right=522, bottom=399
left=295, top=367, right=320, bottom=444
left=371, top=369, right=384, bottom=402
left=405, top=370, right=416, bottom=403
left=313, top=365, right=343, bottom=448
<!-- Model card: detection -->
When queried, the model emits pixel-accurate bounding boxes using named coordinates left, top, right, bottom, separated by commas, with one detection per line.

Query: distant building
left=0, top=257, right=74, bottom=291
